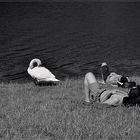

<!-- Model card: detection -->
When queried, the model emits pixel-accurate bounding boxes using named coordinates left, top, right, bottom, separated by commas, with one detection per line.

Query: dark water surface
left=1, top=2, right=140, bottom=82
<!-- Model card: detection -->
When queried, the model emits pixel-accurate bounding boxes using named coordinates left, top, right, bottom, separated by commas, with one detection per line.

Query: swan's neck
left=29, top=62, right=39, bottom=69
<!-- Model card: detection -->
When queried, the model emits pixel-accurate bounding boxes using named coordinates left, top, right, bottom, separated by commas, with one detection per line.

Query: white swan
left=27, top=58, right=60, bottom=82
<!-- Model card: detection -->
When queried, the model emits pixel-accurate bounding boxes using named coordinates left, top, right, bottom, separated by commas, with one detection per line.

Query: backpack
left=123, top=86, right=140, bottom=106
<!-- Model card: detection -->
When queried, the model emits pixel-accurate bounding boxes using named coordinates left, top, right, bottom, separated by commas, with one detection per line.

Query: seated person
left=84, top=72, right=129, bottom=106
left=100, top=62, right=136, bottom=88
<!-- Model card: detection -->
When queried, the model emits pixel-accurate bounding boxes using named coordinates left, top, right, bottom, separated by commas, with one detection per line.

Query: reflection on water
left=0, top=2, right=140, bottom=82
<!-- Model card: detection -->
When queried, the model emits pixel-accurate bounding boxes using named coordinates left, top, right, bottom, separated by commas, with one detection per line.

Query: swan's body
left=27, top=58, right=59, bottom=82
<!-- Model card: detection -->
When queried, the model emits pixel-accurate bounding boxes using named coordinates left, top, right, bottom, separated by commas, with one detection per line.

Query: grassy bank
left=1, top=77, right=140, bottom=140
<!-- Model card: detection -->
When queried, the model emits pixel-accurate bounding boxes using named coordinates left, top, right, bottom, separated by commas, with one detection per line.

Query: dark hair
left=120, top=76, right=129, bottom=83
left=118, top=76, right=136, bottom=88
left=117, top=76, right=129, bottom=87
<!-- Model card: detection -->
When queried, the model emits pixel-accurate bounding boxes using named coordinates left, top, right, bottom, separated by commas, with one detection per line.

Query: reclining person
left=84, top=72, right=129, bottom=106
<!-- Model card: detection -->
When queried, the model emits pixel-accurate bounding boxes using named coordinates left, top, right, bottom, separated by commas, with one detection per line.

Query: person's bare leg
left=84, top=75, right=90, bottom=102
left=84, top=72, right=99, bottom=102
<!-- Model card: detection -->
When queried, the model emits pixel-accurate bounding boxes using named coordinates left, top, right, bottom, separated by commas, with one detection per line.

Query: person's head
left=120, top=76, right=129, bottom=84
left=117, top=76, right=129, bottom=87
left=117, top=76, right=136, bottom=88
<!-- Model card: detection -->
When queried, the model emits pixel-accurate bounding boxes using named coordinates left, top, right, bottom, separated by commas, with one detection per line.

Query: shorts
left=89, top=82, right=107, bottom=102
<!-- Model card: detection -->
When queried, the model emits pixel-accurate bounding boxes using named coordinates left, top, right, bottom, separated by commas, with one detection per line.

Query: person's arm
left=101, top=90, right=128, bottom=106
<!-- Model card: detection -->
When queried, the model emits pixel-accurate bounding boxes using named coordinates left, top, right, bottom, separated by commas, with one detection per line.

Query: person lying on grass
left=100, top=62, right=136, bottom=88
left=84, top=72, right=136, bottom=106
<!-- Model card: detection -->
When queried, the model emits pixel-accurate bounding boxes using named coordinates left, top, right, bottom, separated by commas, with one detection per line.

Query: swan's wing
left=27, top=66, right=58, bottom=81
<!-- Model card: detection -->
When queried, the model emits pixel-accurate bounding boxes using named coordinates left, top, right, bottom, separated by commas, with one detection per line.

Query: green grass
left=1, top=77, right=140, bottom=140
